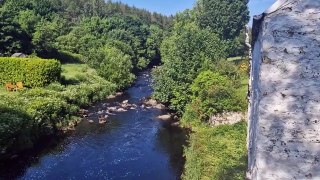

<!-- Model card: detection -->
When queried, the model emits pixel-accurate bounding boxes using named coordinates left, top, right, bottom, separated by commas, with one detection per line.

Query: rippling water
left=0, top=71, right=187, bottom=180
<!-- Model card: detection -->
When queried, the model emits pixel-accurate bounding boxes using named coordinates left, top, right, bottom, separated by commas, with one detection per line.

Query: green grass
left=183, top=122, right=247, bottom=180
left=61, top=63, right=104, bottom=85
left=0, top=88, right=11, bottom=96
left=0, top=86, right=23, bottom=97
left=235, top=74, right=249, bottom=112
left=227, top=56, right=244, bottom=62
left=61, top=64, right=92, bottom=80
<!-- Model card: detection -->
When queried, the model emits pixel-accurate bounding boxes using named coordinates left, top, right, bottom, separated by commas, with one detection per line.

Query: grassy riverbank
left=0, top=63, right=116, bottom=160
left=181, top=73, right=248, bottom=180
left=183, top=122, right=247, bottom=180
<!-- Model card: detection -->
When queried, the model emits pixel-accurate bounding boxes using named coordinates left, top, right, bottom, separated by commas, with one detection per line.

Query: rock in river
left=157, top=114, right=172, bottom=121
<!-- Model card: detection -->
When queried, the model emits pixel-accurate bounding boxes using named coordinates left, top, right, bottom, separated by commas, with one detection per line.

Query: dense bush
left=183, top=122, right=247, bottom=180
left=181, top=70, right=245, bottom=126
left=97, top=46, right=135, bottom=88
left=0, top=98, right=33, bottom=156
left=0, top=57, right=61, bottom=87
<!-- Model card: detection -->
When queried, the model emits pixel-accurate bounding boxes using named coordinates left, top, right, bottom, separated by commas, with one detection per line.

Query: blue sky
left=112, top=0, right=275, bottom=25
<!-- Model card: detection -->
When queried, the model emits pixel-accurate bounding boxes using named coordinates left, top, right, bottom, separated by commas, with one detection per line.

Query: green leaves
left=152, top=22, right=227, bottom=113
left=182, top=70, right=244, bottom=125
left=0, top=63, right=117, bottom=159
left=0, top=9, right=32, bottom=56
left=0, top=57, right=61, bottom=87
left=195, top=0, right=249, bottom=40
left=97, top=46, right=135, bottom=88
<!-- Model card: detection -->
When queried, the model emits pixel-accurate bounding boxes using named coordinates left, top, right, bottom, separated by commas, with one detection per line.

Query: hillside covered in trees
left=0, top=0, right=250, bottom=179
left=0, top=0, right=171, bottom=160
left=0, top=0, right=172, bottom=72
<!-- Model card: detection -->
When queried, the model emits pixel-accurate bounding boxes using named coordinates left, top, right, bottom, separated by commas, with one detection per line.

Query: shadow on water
left=0, top=71, right=188, bottom=180
left=156, top=124, right=189, bottom=177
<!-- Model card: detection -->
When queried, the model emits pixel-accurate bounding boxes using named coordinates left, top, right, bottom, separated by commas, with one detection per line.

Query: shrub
left=182, top=70, right=244, bottom=125
left=0, top=57, right=61, bottom=87
left=54, top=50, right=83, bottom=64
left=183, top=122, right=247, bottom=180
left=0, top=99, right=33, bottom=155
left=97, top=47, right=135, bottom=88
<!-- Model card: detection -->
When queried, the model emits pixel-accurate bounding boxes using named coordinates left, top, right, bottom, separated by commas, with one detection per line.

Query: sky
left=112, top=0, right=275, bottom=25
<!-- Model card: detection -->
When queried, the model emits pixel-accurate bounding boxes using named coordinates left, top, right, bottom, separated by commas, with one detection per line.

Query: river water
left=0, top=71, right=187, bottom=180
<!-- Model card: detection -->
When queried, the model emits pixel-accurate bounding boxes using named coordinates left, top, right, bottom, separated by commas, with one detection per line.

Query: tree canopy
left=195, top=0, right=249, bottom=40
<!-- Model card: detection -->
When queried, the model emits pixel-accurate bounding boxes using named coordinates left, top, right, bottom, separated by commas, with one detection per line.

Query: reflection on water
left=0, top=71, right=187, bottom=180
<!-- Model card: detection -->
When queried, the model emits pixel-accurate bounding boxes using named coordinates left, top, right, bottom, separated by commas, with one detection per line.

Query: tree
left=146, top=25, right=163, bottom=65
left=32, top=19, right=58, bottom=55
left=0, top=10, right=31, bottom=56
left=97, top=46, right=135, bottom=88
left=15, top=10, right=40, bottom=35
left=152, top=21, right=227, bottom=113
left=195, top=0, right=249, bottom=40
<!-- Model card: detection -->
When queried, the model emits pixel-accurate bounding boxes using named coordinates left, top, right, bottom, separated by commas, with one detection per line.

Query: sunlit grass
left=183, top=121, right=247, bottom=180
left=227, top=56, right=244, bottom=62
left=61, top=63, right=91, bottom=80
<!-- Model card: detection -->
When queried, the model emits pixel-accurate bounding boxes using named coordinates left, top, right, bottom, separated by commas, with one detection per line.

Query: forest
left=0, top=0, right=250, bottom=179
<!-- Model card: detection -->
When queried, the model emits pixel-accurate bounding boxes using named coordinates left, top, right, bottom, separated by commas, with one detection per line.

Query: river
left=0, top=71, right=187, bottom=180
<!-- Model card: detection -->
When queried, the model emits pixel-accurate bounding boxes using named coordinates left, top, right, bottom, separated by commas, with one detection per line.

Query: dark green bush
left=0, top=99, right=33, bottom=156
left=0, top=57, right=61, bottom=87
left=38, top=50, right=84, bottom=64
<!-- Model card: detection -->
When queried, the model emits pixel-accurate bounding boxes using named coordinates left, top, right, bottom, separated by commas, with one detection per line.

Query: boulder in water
left=117, top=108, right=127, bottom=112
left=157, top=114, right=172, bottom=121
left=144, top=99, right=158, bottom=106
left=107, top=95, right=116, bottom=99
left=88, top=120, right=94, bottom=123
left=116, top=92, right=123, bottom=96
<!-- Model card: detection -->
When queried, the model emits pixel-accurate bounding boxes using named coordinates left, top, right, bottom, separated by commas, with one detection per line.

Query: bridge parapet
left=247, top=0, right=320, bottom=179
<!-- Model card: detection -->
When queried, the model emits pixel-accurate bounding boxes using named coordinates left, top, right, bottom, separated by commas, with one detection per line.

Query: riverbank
left=0, top=63, right=117, bottom=161
left=179, top=62, right=249, bottom=179
left=0, top=70, right=188, bottom=179
left=182, top=121, right=247, bottom=179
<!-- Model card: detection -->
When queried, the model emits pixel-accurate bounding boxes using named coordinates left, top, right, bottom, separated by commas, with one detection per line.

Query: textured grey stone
left=247, top=0, right=320, bottom=179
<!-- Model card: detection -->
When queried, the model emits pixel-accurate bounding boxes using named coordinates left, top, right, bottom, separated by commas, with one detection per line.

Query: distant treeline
left=0, top=0, right=173, bottom=27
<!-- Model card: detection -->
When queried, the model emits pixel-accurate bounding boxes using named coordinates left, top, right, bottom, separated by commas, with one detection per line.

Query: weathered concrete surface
left=247, top=0, right=320, bottom=179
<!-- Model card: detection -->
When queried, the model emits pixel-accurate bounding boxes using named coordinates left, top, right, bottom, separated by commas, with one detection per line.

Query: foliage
left=0, top=9, right=32, bottom=56
left=0, top=57, right=61, bottom=87
left=183, top=122, right=247, bottom=180
left=86, top=46, right=135, bottom=88
left=195, top=0, right=249, bottom=40
left=152, top=21, right=227, bottom=113
left=0, top=0, right=168, bottom=71
left=181, top=70, right=245, bottom=125
left=0, top=63, right=116, bottom=160
left=32, top=16, right=68, bottom=56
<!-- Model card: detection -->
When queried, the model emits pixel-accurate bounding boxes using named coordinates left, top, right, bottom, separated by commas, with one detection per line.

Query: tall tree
left=152, top=20, right=227, bottom=113
left=195, top=0, right=249, bottom=40
left=0, top=9, right=31, bottom=56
